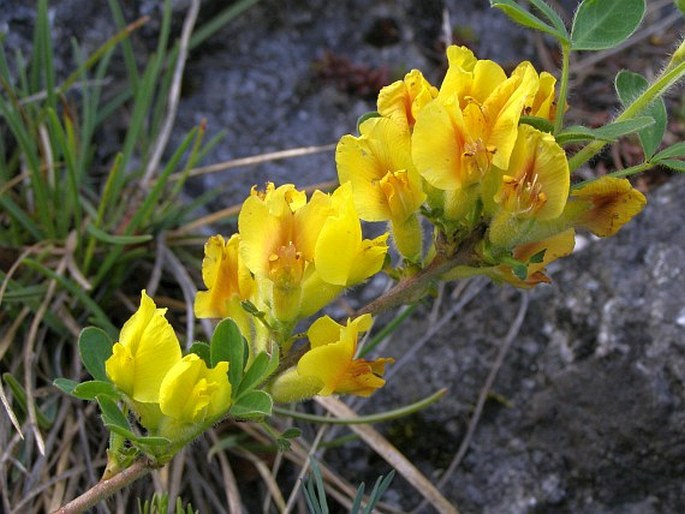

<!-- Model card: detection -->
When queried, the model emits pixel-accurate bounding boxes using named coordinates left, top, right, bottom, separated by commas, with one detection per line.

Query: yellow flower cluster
left=105, top=291, right=232, bottom=438
left=195, top=183, right=387, bottom=329
left=337, top=45, right=646, bottom=284
left=187, top=45, right=647, bottom=404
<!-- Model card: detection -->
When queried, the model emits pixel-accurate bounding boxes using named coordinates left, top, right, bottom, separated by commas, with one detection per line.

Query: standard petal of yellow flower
left=314, top=184, right=388, bottom=286
left=336, top=117, right=426, bottom=241
left=377, top=69, right=438, bottom=131
left=239, top=189, right=286, bottom=277
left=159, top=354, right=231, bottom=425
left=567, top=177, right=647, bottom=237
left=412, top=98, right=480, bottom=190
left=423, top=46, right=538, bottom=184
left=194, top=234, right=255, bottom=325
left=440, top=46, right=507, bottom=104
left=239, top=183, right=311, bottom=291
left=482, top=61, right=538, bottom=170
left=294, top=190, right=335, bottom=259
left=297, top=314, right=390, bottom=397
left=105, top=290, right=182, bottom=403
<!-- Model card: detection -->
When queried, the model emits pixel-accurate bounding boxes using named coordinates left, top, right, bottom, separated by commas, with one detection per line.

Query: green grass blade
left=23, top=258, right=117, bottom=335
left=107, top=0, right=141, bottom=92
left=189, top=0, right=262, bottom=50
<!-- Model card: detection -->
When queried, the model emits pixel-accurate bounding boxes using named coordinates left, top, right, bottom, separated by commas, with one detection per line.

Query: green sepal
left=529, top=249, right=546, bottom=264
left=356, top=111, right=380, bottom=135
left=519, top=115, right=554, bottom=134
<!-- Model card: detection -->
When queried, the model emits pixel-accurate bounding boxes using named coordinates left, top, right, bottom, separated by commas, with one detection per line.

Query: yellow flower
left=105, top=291, right=182, bottom=404
left=564, top=176, right=646, bottom=237
left=194, top=234, right=255, bottom=333
left=491, top=228, right=576, bottom=288
left=377, top=69, right=438, bottom=132
left=412, top=46, right=537, bottom=192
left=485, top=124, right=570, bottom=247
left=159, top=354, right=231, bottom=426
left=297, top=314, right=393, bottom=397
left=336, top=116, right=426, bottom=260
left=238, top=183, right=387, bottom=322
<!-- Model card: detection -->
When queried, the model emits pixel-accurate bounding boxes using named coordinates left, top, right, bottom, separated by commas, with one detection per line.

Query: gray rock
left=350, top=176, right=685, bottom=513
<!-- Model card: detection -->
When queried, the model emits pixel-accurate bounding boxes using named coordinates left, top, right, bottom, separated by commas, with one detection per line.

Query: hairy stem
left=569, top=60, right=685, bottom=172
left=553, top=42, right=571, bottom=135
left=356, top=225, right=485, bottom=316
left=51, top=459, right=152, bottom=514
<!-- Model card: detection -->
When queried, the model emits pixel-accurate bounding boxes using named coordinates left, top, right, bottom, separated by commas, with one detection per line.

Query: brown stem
left=355, top=224, right=486, bottom=317
left=51, top=459, right=152, bottom=514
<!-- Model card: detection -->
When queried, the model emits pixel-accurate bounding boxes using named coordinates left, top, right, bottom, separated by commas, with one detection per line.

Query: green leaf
left=571, top=0, right=645, bottom=51
left=653, top=142, right=685, bottom=161
left=229, top=390, right=273, bottom=419
left=593, top=116, right=655, bottom=140
left=519, top=115, right=554, bottom=134
left=356, top=111, right=380, bottom=134
left=53, top=378, right=79, bottom=395
left=72, top=380, right=119, bottom=401
left=490, top=0, right=565, bottom=39
left=615, top=70, right=667, bottom=158
left=526, top=0, right=568, bottom=36
left=558, top=117, right=655, bottom=145
left=658, top=159, right=685, bottom=172
left=96, top=395, right=132, bottom=432
left=236, top=347, right=280, bottom=398
left=78, top=327, right=113, bottom=381
left=86, top=223, right=153, bottom=245
left=188, top=342, right=211, bottom=366
left=211, top=318, right=247, bottom=387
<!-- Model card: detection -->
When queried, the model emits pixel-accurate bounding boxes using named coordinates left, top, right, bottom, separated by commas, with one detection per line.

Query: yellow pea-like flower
left=297, top=314, right=393, bottom=397
left=194, top=234, right=255, bottom=337
left=159, top=354, right=231, bottom=426
left=377, top=69, right=438, bottom=132
left=105, top=291, right=182, bottom=405
left=491, top=228, right=576, bottom=288
left=412, top=46, right=538, bottom=195
left=238, top=182, right=387, bottom=322
left=565, top=176, right=646, bottom=237
left=484, top=124, right=570, bottom=248
left=336, top=116, right=425, bottom=261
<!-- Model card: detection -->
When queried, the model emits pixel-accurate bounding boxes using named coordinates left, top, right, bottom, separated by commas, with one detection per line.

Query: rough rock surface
left=344, top=176, right=685, bottom=513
